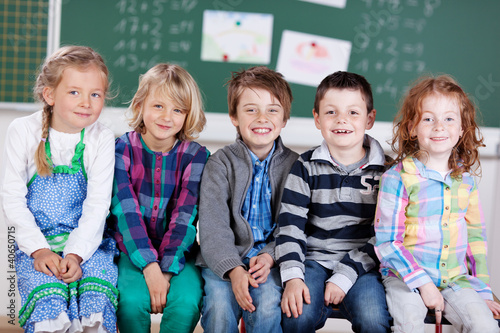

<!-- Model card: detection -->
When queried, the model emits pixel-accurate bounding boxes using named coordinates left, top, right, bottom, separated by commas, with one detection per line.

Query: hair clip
left=41, top=137, right=47, bottom=142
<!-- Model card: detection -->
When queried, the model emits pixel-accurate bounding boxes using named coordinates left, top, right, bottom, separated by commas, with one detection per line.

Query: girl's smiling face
left=413, top=93, right=463, bottom=170
left=43, top=65, right=106, bottom=134
left=141, top=86, right=187, bottom=152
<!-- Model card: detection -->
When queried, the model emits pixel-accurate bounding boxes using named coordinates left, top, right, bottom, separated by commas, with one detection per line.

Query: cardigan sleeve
left=198, top=154, right=248, bottom=280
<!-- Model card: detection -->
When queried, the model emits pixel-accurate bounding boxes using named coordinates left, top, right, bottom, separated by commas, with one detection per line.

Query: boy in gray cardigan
left=196, top=66, right=298, bottom=333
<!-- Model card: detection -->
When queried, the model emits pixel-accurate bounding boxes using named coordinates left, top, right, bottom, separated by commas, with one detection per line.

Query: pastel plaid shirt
left=242, top=144, right=275, bottom=259
left=109, top=131, right=209, bottom=274
left=375, top=157, right=492, bottom=300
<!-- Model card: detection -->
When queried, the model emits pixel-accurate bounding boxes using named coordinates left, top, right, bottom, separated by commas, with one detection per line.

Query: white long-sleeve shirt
left=0, top=111, right=115, bottom=262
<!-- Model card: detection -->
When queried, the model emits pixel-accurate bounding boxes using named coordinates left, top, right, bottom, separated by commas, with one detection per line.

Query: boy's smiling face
left=313, top=88, right=376, bottom=164
left=231, top=87, right=286, bottom=160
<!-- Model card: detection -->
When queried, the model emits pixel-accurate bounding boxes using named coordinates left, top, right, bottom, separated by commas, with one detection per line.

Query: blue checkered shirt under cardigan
left=242, top=144, right=275, bottom=259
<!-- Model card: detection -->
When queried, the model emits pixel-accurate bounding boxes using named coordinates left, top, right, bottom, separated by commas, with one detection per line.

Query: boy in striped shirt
left=276, top=71, right=392, bottom=333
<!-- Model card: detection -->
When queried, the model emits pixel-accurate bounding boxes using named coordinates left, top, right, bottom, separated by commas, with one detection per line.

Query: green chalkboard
left=0, top=0, right=49, bottom=104
left=59, top=0, right=500, bottom=127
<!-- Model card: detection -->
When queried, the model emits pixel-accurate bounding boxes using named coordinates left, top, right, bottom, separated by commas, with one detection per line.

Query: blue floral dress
left=16, top=129, right=119, bottom=333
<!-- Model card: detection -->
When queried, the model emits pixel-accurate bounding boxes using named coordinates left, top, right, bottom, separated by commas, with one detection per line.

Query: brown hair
left=313, top=71, right=374, bottom=114
left=129, top=63, right=206, bottom=141
left=391, top=74, right=485, bottom=178
left=227, top=66, right=293, bottom=124
left=33, top=45, right=109, bottom=176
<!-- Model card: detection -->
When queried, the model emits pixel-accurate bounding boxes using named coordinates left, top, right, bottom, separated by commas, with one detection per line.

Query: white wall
left=1, top=107, right=499, bottom=326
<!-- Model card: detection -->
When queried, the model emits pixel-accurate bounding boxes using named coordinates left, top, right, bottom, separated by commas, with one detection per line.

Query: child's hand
left=324, top=282, right=345, bottom=306
left=281, top=278, right=311, bottom=319
left=248, top=253, right=273, bottom=284
left=485, top=299, right=500, bottom=316
left=229, top=266, right=258, bottom=313
left=144, top=262, right=171, bottom=314
left=418, top=282, right=445, bottom=323
left=32, top=248, right=62, bottom=279
left=60, top=253, right=83, bottom=283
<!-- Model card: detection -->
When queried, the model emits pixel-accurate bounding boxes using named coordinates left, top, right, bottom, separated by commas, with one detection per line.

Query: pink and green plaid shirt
left=109, top=131, right=209, bottom=274
left=375, top=157, right=492, bottom=300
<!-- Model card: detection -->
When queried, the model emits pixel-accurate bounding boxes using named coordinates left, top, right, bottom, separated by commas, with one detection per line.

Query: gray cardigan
left=196, top=136, right=298, bottom=280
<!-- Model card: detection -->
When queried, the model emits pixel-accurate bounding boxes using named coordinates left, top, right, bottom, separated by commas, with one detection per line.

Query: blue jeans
left=282, top=260, right=391, bottom=333
left=201, top=266, right=283, bottom=333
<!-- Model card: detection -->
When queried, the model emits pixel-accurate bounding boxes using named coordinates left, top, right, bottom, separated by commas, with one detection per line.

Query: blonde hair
left=33, top=45, right=109, bottom=176
left=391, top=74, right=485, bottom=178
left=129, top=63, right=206, bottom=141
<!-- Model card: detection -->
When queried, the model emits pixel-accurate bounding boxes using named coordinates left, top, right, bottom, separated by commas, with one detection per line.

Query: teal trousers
left=116, top=253, right=203, bottom=333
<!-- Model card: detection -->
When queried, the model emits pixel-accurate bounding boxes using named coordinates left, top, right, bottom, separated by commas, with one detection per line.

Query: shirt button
left=445, top=206, right=449, bottom=210
left=156, top=168, right=160, bottom=172
left=154, top=205, right=158, bottom=210
left=156, top=155, right=161, bottom=160
left=441, top=263, right=446, bottom=267
left=155, top=192, right=159, bottom=197
left=443, top=279, right=447, bottom=284
left=443, top=223, right=448, bottom=227
left=444, top=244, right=448, bottom=248
left=155, top=179, right=160, bottom=184
left=445, top=187, right=450, bottom=191
left=151, top=217, right=156, bottom=222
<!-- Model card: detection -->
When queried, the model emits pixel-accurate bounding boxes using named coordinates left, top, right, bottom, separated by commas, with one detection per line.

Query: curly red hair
left=391, top=75, right=484, bottom=178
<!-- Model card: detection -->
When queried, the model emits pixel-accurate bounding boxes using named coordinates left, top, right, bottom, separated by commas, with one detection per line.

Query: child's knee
left=167, top=294, right=201, bottom=317
left=117, top=292, right=149, bottom=317
left=467, top=319, right=499, bottom=333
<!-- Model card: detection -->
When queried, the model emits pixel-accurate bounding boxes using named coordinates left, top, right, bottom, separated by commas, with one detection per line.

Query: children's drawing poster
left=201, top=10, right=273, bottom=64
left=276, top=30, right=352, bottom=87
left=299, top=0, right=347, bottom=9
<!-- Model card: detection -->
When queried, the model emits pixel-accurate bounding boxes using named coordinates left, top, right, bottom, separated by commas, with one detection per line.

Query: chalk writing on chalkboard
left=353, top=0, right=440, bottom=99
left=57, top=0, right=500, bottom=126
left=106, top=0, right=198, bottom=104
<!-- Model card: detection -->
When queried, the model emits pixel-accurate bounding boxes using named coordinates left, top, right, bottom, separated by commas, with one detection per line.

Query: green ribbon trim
left=19, top=283, right=69, bottom=326
left=49, top=129, right=86, bottom=178
left=78, top=277, right=119, bottom=310
left=79, top=277, right=119, bottom=296
left=46, top=232, right=70, bottom=253
left=27, top=129, right=87, bottom=187
left=18, top=277, right=119, bottom=327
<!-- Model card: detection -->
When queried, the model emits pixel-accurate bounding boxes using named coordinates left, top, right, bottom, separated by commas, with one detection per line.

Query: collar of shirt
left=404, top=157, right=453, bottom=185
left=247, top=143, right=275, bottom=171
left=312, top=140, right=369, bottom=173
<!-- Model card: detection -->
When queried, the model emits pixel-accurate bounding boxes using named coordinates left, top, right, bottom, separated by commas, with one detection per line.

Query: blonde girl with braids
left=0, top=45, right=119, bottom=333
left=374, top=75, right=500, bottom=332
